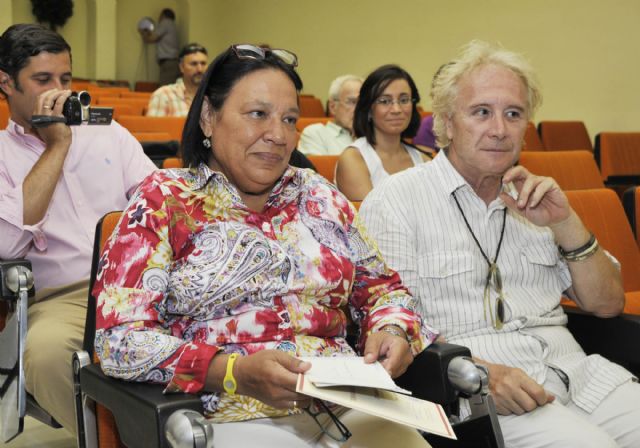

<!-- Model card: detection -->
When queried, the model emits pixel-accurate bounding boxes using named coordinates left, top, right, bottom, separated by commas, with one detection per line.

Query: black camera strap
left=30, top=115, right=67, bottom=128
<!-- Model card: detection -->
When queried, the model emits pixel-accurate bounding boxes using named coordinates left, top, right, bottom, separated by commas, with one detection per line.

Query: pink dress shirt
left=0, top=119, right=156, bottom=291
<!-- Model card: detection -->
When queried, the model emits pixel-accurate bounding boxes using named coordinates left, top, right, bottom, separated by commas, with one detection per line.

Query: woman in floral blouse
left=93, top=44, right=437, bottom=446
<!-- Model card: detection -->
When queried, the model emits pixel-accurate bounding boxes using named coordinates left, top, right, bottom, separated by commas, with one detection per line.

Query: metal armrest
left=78, top=360, right=204, bottom=448
left=0, top=259, right=35, bottom=443
left=565, top=306, right=640, bottom=375
left=397, top=342, right=504, bottom=448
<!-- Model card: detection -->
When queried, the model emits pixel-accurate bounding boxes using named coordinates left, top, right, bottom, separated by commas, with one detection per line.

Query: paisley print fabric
left=93, top=163, right=437, bottom=422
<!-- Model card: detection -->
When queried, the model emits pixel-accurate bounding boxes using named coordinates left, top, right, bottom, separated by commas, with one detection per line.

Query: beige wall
left=6, top=0, right=640, bottom=136
left=206, top=0, right=640, bottom=138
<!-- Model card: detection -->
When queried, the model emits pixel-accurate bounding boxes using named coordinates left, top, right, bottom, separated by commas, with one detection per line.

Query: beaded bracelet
left=558, top=233, right=599, bottom=262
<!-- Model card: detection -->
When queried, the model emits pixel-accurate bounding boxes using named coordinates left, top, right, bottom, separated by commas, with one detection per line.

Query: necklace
left=451, top=190, right=507, bottom=329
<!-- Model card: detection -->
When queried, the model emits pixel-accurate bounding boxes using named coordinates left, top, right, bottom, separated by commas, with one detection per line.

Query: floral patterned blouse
left=93, top=163, right=437, bottom=422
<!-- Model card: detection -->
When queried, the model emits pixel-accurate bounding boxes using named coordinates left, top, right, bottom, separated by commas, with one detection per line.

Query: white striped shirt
left=361, top=151, right=633, bottom=413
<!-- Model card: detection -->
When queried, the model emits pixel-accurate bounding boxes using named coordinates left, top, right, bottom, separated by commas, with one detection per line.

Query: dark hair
left=352, top=64, right=421, bottom=146
left=179, top=43, right=208, bottom=61
left=181, top=46, right=303, bottom=168
left=0, top=23, right=71, bottom=97
left=160, top=8, right=175, bottom=20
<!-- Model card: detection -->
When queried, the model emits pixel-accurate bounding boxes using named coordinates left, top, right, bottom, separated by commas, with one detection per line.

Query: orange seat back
left=299, top=96, right=326, bottom=117
left=132, top=131, right=173, bottom=142
left=565, top=189, right=640, bottom=294
left=120, top=91, right=152, bottom=100
left=538, top=121, right=592, bottom=151
left=518, top=151, right=604, bottom=190
left=89, top=211, right=125, bottom=448
left=162, top=157, right=183, bottom=169
left=0, top=101, right=9, bottom=129
left=97, top=98, right=148, bottom=116
left=622, top=187, right=640, bottom=247
left=307, top=155, right=338, bottom=183
left=595, top=132, right=640, bottom=181
left=117, top=116, right=185, bottom=141
left=296, top=117, right=331, bottom=132
left=134, top=81, right=160, bottom=92
left=523, top=122, right=545, bottom=150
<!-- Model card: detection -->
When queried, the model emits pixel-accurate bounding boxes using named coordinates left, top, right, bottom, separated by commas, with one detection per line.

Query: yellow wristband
left=223, top=353, right=239, bottom=395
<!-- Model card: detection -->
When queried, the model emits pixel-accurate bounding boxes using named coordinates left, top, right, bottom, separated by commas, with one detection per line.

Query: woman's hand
left=363, top=327, right=413, bottom=378
left=233, top=350, right=312, bottom=409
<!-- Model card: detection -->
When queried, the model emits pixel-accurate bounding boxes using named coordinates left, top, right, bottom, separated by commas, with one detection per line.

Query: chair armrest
left=565, top=306, right=640, bottom=376
left=0, top=259, right=35, bottom=302
left=80, top=363, right=203, bottom=448
left=396, top=342, right=471, bottom=412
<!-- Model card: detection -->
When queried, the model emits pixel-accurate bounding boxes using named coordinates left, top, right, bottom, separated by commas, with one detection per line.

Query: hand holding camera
left=31, top=90, right=113, bottom=128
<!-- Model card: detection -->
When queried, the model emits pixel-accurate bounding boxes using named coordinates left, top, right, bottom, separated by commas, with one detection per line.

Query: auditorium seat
left=518, top=150, right=604, bottom=190
left=0, top=101, right=9, bottom=129
left=120, top=91, right=153, bottom=100
left=134, top=81, right=160, bottom=92
left=299, top=96, right=326, bottom=117
left=622, top=187, right=640, bottom=247
left=538, top=121, right=592, bottom=151
left=132, top=131, right=173, bottom=142
left=117, top=116, right=185, bottom=141
left=296, top=116, right=331, bottom=132
left=97, top=98, right=148, bottom=116
left=111, top=104, right=134, bottom=120
left=162, top=157, right=183, bottom=169
left=565, top=189, right=640, bottom=315
left=523, top=121, right=545, bottom=150
left=594, top=132, right=640, bottom=185
left=306, top=155, right=338, bottom=183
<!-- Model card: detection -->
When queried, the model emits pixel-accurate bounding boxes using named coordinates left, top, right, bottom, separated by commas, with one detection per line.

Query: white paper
left=296, top=373, right=456, bottom=440
left=299, top=356, right=411, bottom=394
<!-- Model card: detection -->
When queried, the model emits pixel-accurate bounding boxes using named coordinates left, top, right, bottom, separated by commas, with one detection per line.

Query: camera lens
left=77, top=91, right=91, bottom=107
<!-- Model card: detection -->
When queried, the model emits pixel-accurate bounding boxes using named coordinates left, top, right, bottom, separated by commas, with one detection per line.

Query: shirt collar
left=7, top=119, right=46, bottom=151
left=432, top=149, right=508, bottom=209
left=326, top=121, right=351, bottom=137
left=191, top=162, right=300, bottom=208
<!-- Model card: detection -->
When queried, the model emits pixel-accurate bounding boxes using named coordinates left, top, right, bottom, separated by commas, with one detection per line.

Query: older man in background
left=298, top=74, right=362, bottom=156
left=147, top=43, right=208, bottom=117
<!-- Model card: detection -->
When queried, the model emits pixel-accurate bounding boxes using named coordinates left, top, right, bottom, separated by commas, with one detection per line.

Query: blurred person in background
left=298, top=74, right=362, bottom=156
left=147, top=43, right=208, bottom=117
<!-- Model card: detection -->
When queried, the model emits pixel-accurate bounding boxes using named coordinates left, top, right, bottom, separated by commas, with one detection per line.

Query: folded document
left=296, top=356, right=456, bottom=440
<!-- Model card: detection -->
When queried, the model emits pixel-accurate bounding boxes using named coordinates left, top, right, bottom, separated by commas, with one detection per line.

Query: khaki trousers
left=24, top=280, right=89, bottom=436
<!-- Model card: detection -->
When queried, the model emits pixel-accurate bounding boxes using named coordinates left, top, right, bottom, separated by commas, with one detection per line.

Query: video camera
left=62, top=91, right=113, bottom=125
left=30, top=91, right=113, bottom=128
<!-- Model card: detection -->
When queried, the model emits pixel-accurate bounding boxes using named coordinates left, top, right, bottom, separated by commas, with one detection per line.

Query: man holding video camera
left=0, top=24, right=155, bottom=435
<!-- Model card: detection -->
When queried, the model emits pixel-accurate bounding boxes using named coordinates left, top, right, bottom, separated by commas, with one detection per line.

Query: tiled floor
left=2, top=417, right=75, bottom=447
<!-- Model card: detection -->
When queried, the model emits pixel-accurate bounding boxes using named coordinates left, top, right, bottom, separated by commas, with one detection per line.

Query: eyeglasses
left=334, top=97, right=358, bottom=107
left=306, top=400, right=352, bottom=442
left=230, top=44, right=298, bottom=67
left=374, top=96, right=415, bottom=108
left=484, top=263, right=506, bottom=330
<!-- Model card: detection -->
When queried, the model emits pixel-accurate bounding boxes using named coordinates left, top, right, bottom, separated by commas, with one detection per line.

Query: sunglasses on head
left=230, top=44, right=298, bottom=67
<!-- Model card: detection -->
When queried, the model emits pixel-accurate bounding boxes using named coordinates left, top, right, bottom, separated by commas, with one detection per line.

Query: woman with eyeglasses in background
left=336, top=65, right=433, bottom=201
left=92, top=44, right=436, bottom=446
